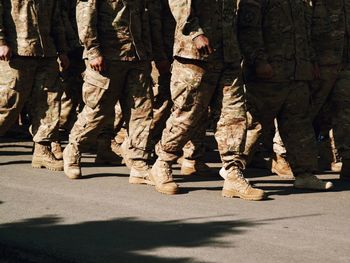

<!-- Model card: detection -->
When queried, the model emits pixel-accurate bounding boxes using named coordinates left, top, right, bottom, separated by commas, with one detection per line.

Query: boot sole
left=149, top=173, right=179, bottom=195
left=222, top=189, right=265, bottom=201
left=155, top=186, right=179, bottom=195
left=271, top=168, right=294, bottom=179
left=129, top=176, right=155, bottom=186
left=32, top=161, right=63, bottom=171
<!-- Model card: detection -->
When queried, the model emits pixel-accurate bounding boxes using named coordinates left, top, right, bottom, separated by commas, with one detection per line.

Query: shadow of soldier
left=0, top=215, right=261, bottom=263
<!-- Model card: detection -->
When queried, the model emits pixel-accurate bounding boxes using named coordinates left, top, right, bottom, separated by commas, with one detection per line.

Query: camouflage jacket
left=61, top=0, right=81, bottom=51
left=0, top=0, right=68, bottom=57
left=310, top=0, right=350, bottom=66
left=238, top=0, right=314, bottom=82
left=169, top=0, right=241, bottom=63
left=76, top=0, right=166, bottom=62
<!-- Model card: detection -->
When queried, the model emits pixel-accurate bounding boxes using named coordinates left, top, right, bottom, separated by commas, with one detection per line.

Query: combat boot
left=32, top=143, right=63, bottom=171
left=150, top=159, right=179, bottom=195
left=340, top=159, right=350, bottom=181
left=129, top=160, right=155, bottom=185
left=271, top=154, right=294, bottom=179
left=331, top=161, right=342, bottom=173
left=222, top=167, right=265, bottom=201
left=63, top=143, right=82, bottom=179
left=51, top=141, right=63, bottom=160
left=294, top=174, right=333, bottom=190
left=95, top=139, right=124, bottom=166
left=180, top=158, right=213, bottom=176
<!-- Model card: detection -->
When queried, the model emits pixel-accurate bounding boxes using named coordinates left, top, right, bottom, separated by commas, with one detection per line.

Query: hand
left=58, top=53, right=70, bottom=71
left=193, top=35, right=213, bottom=56
left=256, top=63, right=274, bottom=79
left=0, top=45, right=12, bottom=61
left=312, top=63, right=321, bottom=80
left=90, top=56, right=105, bottom=72
left=155, top=60, right=171, bottom=75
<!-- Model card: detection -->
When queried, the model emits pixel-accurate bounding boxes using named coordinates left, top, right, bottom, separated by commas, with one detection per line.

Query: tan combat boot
left=129, top=160, right=155, bottom=185
left=222, top=167, right=265, bottom=201
left=271, top=154, right=294, bottom=179
left=331, top=161, right=342, bottom=173
left=294, top=174, right=333, bottom=190
left=180, top=158, right=213, bottom=176
left=95, top=139, right=124, bottom=166
left=51, top=141, right=63, bottom=160
left=150, top=159, right=179, bottom=195
left=340, top=160, right=350, bottom=181
left=63, top=143, right=82, bottom=179
left=32, top=143, right=63, bottom=171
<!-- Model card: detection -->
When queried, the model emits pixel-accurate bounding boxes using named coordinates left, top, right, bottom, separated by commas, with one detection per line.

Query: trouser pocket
left=82, top=68, right=110, bottom=109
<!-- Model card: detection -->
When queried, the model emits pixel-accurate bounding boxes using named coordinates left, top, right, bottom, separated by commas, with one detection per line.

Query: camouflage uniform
left=0, top=0, right=67, bottom=143
left=238, top=0, right=319, bottom=175
left=310, top=0, right=350, bottom=164
left=156, top=0, right=247, bottom=170
left=68, top=0, right=161, bottom=162
left=59, top=0, right=85, bottom=131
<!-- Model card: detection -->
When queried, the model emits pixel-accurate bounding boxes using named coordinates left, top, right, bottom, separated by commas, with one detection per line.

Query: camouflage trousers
left=330, top=69, right=350, bottom=160
left=100, top=61, right=207, bottom=160
left=244, top=80, right=318, bottom=175
left=59, top=55, right=85, bottom=131
left=69, top=60, right=153, bottom=160
left=156, top=58, right=247, bottom=169
left=151, top=62, right=207, bottom=160
left=0, top=56, right=61, bottom=143
left=273, top=66, right=350, bottom=161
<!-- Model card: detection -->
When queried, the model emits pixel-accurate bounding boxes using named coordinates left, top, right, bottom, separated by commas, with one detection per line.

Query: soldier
left=0, top=0, right=69, bottom=171
left=308, top=0, right=350, bottom=181
left=63, top=0, right=162, bottom=182
left=150, top=0, right=265, bottom=200
left=151, top=0, right=212, bottom=177
left=237, top=0, right=333, bottom=190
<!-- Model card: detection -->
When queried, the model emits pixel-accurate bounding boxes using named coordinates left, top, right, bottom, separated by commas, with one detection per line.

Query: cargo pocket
left=0, top=62, right=18, bottom=109
left=82, top=68, right=110, bottom=109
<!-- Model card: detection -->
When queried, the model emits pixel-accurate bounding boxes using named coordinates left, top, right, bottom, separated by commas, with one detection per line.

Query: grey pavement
left=0, top=139, right=350, bottom=263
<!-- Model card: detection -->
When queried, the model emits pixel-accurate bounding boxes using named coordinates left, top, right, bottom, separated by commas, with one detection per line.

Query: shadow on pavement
left=0, top=215, right=262, bottom=263
left=255, top=179, right=350, bottom=196
left=81, top=173, right=129, bottom=179
left=0, top=160, right=31, bottom=166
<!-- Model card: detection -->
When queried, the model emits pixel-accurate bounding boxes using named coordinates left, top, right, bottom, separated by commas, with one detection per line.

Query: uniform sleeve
left=237, top=0, right=269, bottom=66
left=0, top=0, right=7, bottom=45
left=76, top=0, right=101, bottom=60
left=147, top=0, right=167, bottom=61
left=168, top=0, right=204, bottom=40
left=51, top=0, right=69, bottom=54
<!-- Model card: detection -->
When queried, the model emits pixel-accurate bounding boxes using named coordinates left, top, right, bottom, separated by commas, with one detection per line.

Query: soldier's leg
left=271, top=122, right=294, bottom=178
left=277, top=81, right=333, bottom=190
left=30, top=58, right=64, bottom=171
left=152, top=59, right=219, bottom=194
left=211, top=64, right=264, bottom=201
left=243, top=81, right=290, bottom=167
left=180, top=113, right=212, bottom=176
left=331, top=70, right=350, bottom=180
left=0, top=57, right=36, bottom=136
left=64, top=62, right=126, bottom=179
left=95, top=103, right=124, bottom=166
left=119, top=61, right=154, bottom=184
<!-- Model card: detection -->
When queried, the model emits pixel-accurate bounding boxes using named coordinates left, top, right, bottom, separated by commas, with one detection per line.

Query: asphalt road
left=1, top=139, right=350, bottom=263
